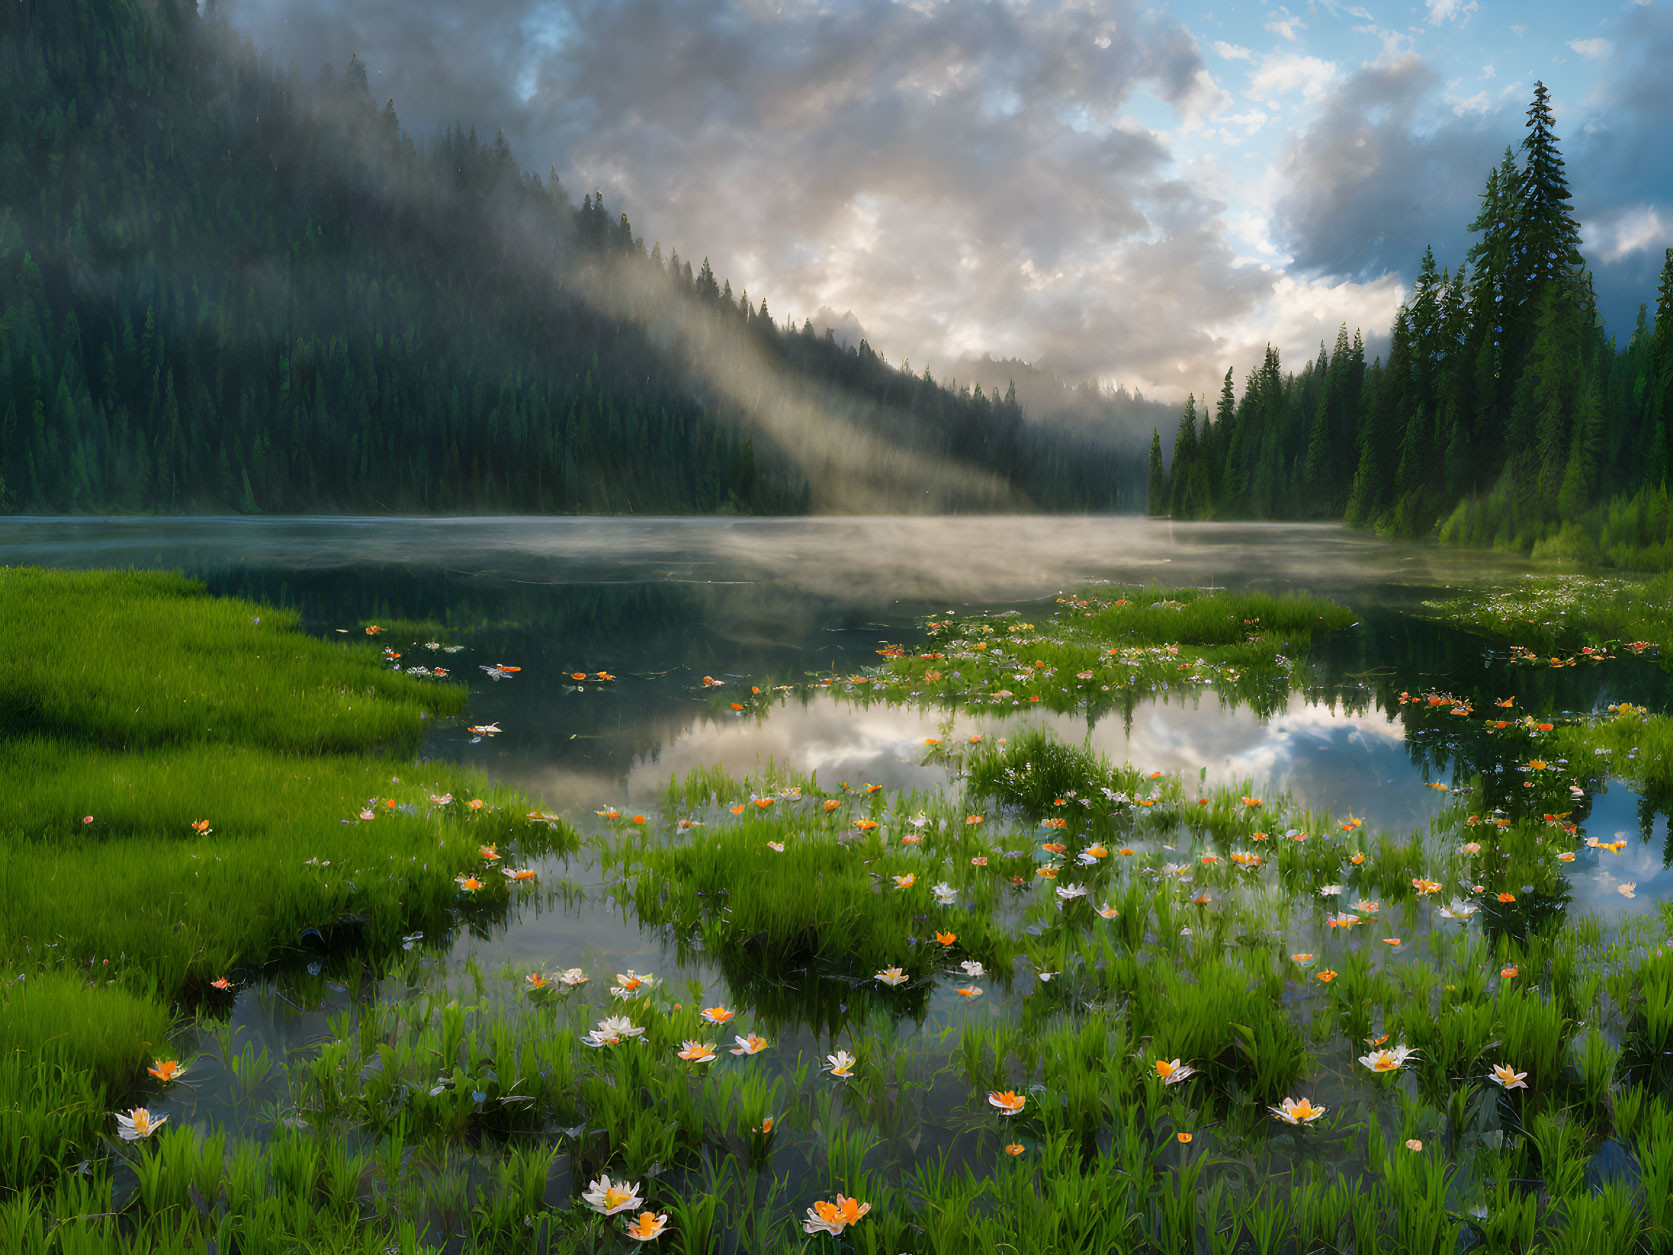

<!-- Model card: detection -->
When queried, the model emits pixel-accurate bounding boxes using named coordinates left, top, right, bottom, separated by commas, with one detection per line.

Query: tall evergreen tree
left=1146, top=428, right=1167, bottom=515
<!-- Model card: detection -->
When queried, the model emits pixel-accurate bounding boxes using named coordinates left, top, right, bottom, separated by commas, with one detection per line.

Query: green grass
left=0, top=567, right=466, bottom=752
left=1423, top=572, right=1673, bottom=659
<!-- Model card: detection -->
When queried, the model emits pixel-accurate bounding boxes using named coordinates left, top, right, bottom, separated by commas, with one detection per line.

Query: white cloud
left=1264, top=8, right=1307, bottom=42
left=1567, top=37, right=1612, bottom=60
left=1426, top=0, right=1479, bottom=24
left=1213, top=40, right=1254, bottom=61
left=1250, top=52, right=1341, bottom=103
left=1597, top=206, right=1669, bottom=263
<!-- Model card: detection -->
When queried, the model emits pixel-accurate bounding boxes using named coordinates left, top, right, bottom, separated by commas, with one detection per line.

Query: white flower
left=1319, top=884, right=1342, bottom=897
left=1055, top=882, right=1088, bottom=900
left=931, top=881, right=958, bottom=905
left=960, top=959, right=985, bottom=977
left=875, top=967, right=909, bottom=987
left=1358, top=1044, right=1419, bottom=1074
left=1438, top=898, right=1478, bottom=921
left=583, top=1175, right=643, bottom=1216
left=115, top=1108, right=166, bottom=1140
left=582, top=1016, right=644, bottom=1048
left=557, top=967, right=588, bottom=986
left=825, top=1050, right=856, bottom=1078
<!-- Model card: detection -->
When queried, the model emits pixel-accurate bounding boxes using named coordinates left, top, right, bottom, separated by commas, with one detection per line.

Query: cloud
left=1271, top=53, right=1513, bottom=282
left=1567, top=37, right=1612, bottom=60
left=218, top=0, right=1320, bottom=401
left=1213, top=41, right=1255, bottom=61
left=1568, top=4, right=1673, bottom=330
left=1425, top=0, right=1479, bottom=25
left=1249, top=51, right=1341, bottom=103
left=1264, top=8, right=1307, bottom=42
left=1594, top=206, right=1669, bottom=264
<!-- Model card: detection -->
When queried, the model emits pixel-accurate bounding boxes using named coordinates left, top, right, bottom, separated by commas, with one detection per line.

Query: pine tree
left=1146, top=428, right=1168, bottom=515
left=1169, top=394, right=1200, bottom=518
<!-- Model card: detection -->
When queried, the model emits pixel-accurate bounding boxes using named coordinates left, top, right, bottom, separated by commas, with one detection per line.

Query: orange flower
left=624, top=1212, right=669, bottom=1242
left=1501, top=966, right=1518, bottom=979
left=1004, top=1142, right=1025, bottom=1155
left=1497, top=892, right=1516, bottom=903
left=1317, top=970, right=1338, bottom=983
left=147, top=1059, right=186, bottom=1082
left=966, top=814, right=985, bottom=826
left=190, top=819, right=212, bottom=834
left=822, top=799, right=842, bottom=811
left=1176, top=1131, right=1193, bottom=1144
left=987, top=1090, right=1026, bottom=1115
left=934, top=931, right=957, bottom=946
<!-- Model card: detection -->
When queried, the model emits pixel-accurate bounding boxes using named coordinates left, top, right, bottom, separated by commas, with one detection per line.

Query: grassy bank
left=0, top=568, right=572, bottom=1252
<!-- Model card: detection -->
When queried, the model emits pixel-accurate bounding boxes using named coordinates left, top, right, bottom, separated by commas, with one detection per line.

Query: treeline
left=0, top=0, right=1144, bottom=516
left=1148, top=83, right=1673, bottom=568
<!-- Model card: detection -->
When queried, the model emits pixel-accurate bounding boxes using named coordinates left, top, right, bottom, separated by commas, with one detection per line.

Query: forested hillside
left=0, top=0, right=1145, bottom=515
left=1149, top=83, right=1673, bottom=568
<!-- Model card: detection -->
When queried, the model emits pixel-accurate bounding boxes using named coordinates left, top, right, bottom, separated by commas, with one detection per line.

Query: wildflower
left=624, top=1212, right=669, bottom=1242
left=524, top=973, right=548, bottom=991
left=1406, top=1139, right=1423, bottom=1151
left=1319, top=884, right=1343, bottom=898
left=116, top=1108, right=167, bottom=1140
left=359, top=808, right=376, bottom=821
left=191, top=820, right=212, bottom=834
left=961, top=959, right=985, bottom=977
left=455, top=875, right=484, bottom=892
left=1177, top=1131, right=1194, bottom=1143
left=1035, top=867, right=1059, bottom=880
left=1439, top=899, right=1478, bottom=920
left=1055, top=882, right=1089, bottom=900
left=934, top=931, right=957, bottom=946
left=1462, top=842, right=1481, bottom=855
left=767, top=841, right=785, bottom=852
left=582, top=1016, right=644, bottom=1048
left=1358, top=1045, right=1418, bottom=1074
left=612, top=971, right=656, bottom=999
left=1497, top=892, right=1516, bottom=904
left=431, top=793, right=454, bottom=807
left=1004, top=1142, right=1025, bottom=1155
left=970, top=856, right=989, bottom=866
left=467, top=799, right=484, bottom=810
left=931, top=882, right=957, bottom=905
left=875, top=967, right=909, bottom=987
left=210, top=977, right=234, bottom=991
left=1097, top=904, right=1119, bottom=919
left=822, top=799, right=842, bottom=812
left=1557, top=851, right=1576, bottom=862
left=802, top=1195, right=870, bottom=1237
left=1270, top=1097, right=1326, bottom=1124
left=1412, top=879, right=1442, bottom=895
left=753, top=1116, right=775, bottom=1134
left=955, top=986, right=983, bottom=998
left=988, top=1090, right=1027, bottom=1115
left=1500, top=966, right=1518, bottom=979
left=147, top=1060, right=186, bottom=1082
left=1382, top=938, right=1402, bottom=947
left=1041, top=842, right=1068, bottom=856
left=558, top=968, right=588, bottom=986
left=1489, top=1063, right=1528, bottom=1090
left=1155, top=1059, right=1196, bottom=1084
left=1079, top=844, right=1110, bottom=863
left=893, top=874, right=915, bottom=890
left=700, top=1006, right=735, bottom=1024
left=503, top=867, right=537, bottom=881
left=1291, top=953, right=1315, bottom=965
left=676, top=1041, right=717, bottom=1063
left=1354, top=899, right=1379, bottom=913
left=584, top=1176, right=644, bottom=1216
left=1317, top=970, right=1338, bottom=983
left=731, top=1034, right=769, bottom=1056
left=825, top=1051, right=856, bottom=1078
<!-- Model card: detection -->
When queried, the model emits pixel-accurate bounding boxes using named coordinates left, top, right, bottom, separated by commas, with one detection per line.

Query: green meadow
left=5, top=569, right=1673, bottom=1252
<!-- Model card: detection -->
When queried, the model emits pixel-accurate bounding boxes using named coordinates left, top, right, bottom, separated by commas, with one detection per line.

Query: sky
left=217, top=0, right=1673, bottom=405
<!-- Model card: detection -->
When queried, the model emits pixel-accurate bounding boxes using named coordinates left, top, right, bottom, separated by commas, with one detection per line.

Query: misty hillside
left=0, top=0, right=1147, bottom=515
